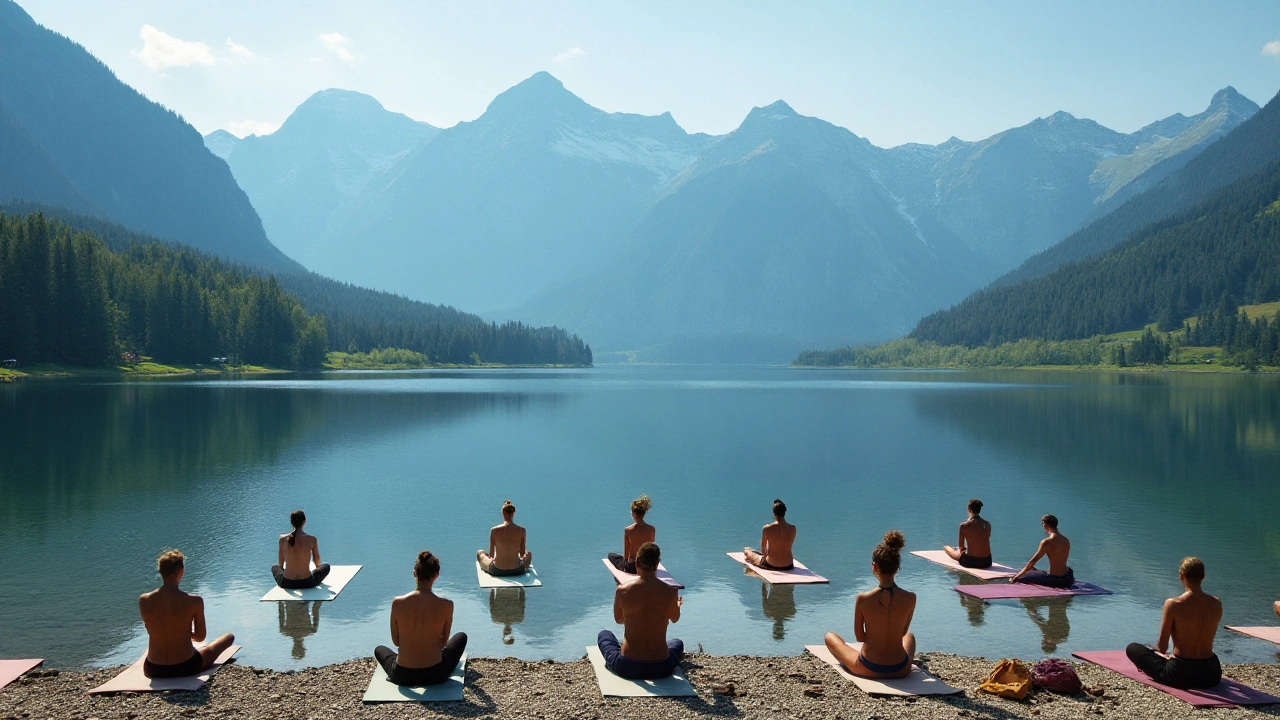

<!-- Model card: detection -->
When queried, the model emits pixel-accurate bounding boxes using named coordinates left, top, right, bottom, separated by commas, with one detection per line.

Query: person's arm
left=613, top=587, right=624, bottom=624
left=441, top=600, right=453, bottom=645
left=623, top=529, right=632, bottom=560
left=191, top=597, right=208, bottom=642
left=853, top=596, right=867, bottom=642
left=278, top=537, right=285, bottom=567
left=903, top=597, right=917, bottom=634
left=1155, top=599, right=1174, bottom=655
left=311, top=537, right=321, bottom=568
left=670, top=593, right=683, bottom=624
left=957, top=526, right=967, bottom=554
left=760, top=527, right=769, bottom=557
left=519, top=527, right=526, bottom=557
left=1011, top=539, right=1048, bottom=582
left=489, top=527, right=497, bottom=559
left=389, top=601, right=400, bottom=648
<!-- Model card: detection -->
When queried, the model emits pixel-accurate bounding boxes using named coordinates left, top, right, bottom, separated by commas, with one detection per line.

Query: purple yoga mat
left=1073, top=651, right=1280, bottom=707
left=953, top=581, right=1112, bottom=600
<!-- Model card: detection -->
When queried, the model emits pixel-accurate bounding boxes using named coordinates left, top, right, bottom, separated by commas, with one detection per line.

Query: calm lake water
left=2, top=366, right=1279, bottom=670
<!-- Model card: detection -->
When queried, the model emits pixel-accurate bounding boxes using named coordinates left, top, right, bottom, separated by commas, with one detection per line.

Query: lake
left=2, top=366, right=1279, bottom=670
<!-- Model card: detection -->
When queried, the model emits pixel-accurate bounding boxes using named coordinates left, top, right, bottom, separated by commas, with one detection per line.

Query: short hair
left=414, top=550, right=440, bottom=580
left=631, top=494, right=651, bottom=518
left=1041, top=514, right=1058, bottom=530
left=636, top=542, right=661, bottom=572
left=1180, top=557, right=1205, bottom=581
left=501, top=500, right=516, bottom=517
left=968, top=498, right=983, bottom=514
left=157, top=550, right=185, bottom=579
left=772, top=499, right=787, bottom=518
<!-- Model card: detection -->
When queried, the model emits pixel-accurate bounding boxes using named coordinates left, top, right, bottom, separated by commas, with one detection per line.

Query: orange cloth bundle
left=977, top=658, right=1032, bottom=699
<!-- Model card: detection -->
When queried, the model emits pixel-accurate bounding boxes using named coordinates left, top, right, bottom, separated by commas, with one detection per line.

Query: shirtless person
left=373, top=551, right=468, bottom=686
left=272, top=509, right=330, bottom=589
left=597, top=542, right=684, bottom=679
left=743, top=499, right=796, bottom=570
left=138, top=550, right=235, bottom=678
left=608, top=494, right=655, bottom=574
left=943, top=498, right=992, bottom=569
left=1126, top=557, right=1223, bottom=689
left=477, top=500, right=532, bottom=576
left=824, top=530, right=917, bottom=678
left=1010, top=514, right=1073, bottom=587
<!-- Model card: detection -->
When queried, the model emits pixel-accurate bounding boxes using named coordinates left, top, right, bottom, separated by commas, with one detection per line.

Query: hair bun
left=418, top=550, right=432, bottom=562
left=882, top=530, right=905, bottom=550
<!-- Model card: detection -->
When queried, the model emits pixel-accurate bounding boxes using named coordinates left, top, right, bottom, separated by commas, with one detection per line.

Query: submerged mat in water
left=805, top=644, right=961, bottom=697
left=585, top=646, right=695, bottom=697
left=910, top=550, right=1017, bottom=580
left=1226, top=626, right=1280, bottom=645
left=88, top=645, right=240, bottom=694
left=954, top=580, right=1112, bottom=600
left=1072, top=650, right=1280, bottom=707
left=601, top=558, right=684, bottom=589
left=475, top=561, right=542, bottom=588
left=726, top=552, right=828, bottom=584
left=362, top=654, right=467, bottom=702
left=259, top=564, right=362, bottom=602
left=0, top=659, right=43, bottom=691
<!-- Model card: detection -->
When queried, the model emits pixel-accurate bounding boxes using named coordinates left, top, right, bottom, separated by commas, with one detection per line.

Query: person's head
left=1041, top=514, right=1058, bottom=532
left=157, top=549, right=185, bottom=582
left=631, top=494, right=651, bottom=520
left=636, top=542, right=661, bottom=572
left=872, top=530, right=905, bottom=578
left=414, top=550, right=440, bottom=583
left=501, top=500, right=516, bottom=519
left=772, top=499, right=787, bottom=519
left=288, top=509, right=306, bottom=546
left=967, top=498, right=983, bottom=515
left=1179, top=557, right=1205, bottom=586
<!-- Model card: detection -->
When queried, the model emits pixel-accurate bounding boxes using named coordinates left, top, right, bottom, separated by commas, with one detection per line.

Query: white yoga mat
left=1226, top=626, right=1280, bottom=645
left=585, top=646, right=695, bottom=697
left=362, top=654, right=467, bottom=703
left=88, top=645, right=240, bottom=695
left=259, top=564, right=362, bottom=601
left=726, top=552, right=829, bottom=584
left=601, top=558, right=684, bottom=589
left=476, top=561, right=543, bottom=588
left=910, top=550, right=1017, bottom=580
left=805, top=643, right=961, bottom=697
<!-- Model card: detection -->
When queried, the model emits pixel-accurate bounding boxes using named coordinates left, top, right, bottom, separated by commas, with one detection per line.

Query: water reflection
left=277, top=601, right=322, bottom=660
left=1020, top=597, right=1073, bottom=653
left=489, top=588, right=526, bottom=645
left=956, top=576, right=988, bottom=627
left=760, top=582, right=796, bottom=640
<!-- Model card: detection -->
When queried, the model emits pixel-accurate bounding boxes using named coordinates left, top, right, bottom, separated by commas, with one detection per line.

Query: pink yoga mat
left=1226, top=626, right=1280, bottom=645
left=726, top=552, right=828, bottom=584
left=910, top=550, right=1016, bottom=580
left=953, top=581, right=1111, bottom=600
left=0, top=659, right=43, bottom=691
left=601, top=558, right=684, bottom=589
left=1073, top=650, right=1280, bottom=707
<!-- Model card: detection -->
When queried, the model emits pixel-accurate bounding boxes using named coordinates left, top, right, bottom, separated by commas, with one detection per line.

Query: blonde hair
left=631, top=494, right=651, bottom=518
left=1180, top=556, right=1205, bottom=582
left=157, top=549, right=185, bottom=579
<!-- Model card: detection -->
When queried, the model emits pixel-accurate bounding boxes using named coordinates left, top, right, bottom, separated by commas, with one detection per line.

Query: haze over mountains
left=211, top=73, right=1257, bottom=360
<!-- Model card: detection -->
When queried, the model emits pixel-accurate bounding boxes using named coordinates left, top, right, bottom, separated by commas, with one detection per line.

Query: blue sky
left=17, top=0, right=1280, bottom=147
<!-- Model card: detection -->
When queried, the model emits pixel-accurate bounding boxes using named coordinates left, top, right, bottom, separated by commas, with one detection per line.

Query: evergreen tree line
left=1186, top=297, right=1280, bottom=369
left=909, top=160, right=1280, bottom=348
left=0, top=213, right=328, bottom=367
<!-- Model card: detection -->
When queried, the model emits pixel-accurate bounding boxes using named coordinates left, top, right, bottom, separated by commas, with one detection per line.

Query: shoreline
left=791, top=362, right=1277, bottom=374
left=4, top=652, right=1278, bottom=719
left=0, top=362, right=592, bottom=382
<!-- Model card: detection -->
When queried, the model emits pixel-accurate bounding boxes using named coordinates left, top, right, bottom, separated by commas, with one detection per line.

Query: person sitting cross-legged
left=1125, top=557, right=1223, bottom=689
left=139, top=550, right=235, bottom=678
left=597, top=542, right=684, bottom=680
left=373, top=551, right=468, bottom=686
left=477, top=500, right=532, bottom=576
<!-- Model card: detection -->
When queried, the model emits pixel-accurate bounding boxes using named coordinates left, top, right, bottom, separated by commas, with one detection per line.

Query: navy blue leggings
left=597, top=630, right=683, bottom=680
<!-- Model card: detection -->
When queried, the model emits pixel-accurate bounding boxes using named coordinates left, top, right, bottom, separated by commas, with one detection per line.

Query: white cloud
left=1264, top=39, right=1280, bottom=59
left=318, top=32, right=360, bottom=64
left=130, top=24, right=214, bottom=70
left=226, top=119, right=279, bottom=138
left=225, top=38, right=254, bottom=61
left=553, top=47, right=586, bottom=66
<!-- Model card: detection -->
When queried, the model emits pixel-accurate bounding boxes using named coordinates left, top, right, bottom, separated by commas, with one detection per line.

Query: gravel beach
left=3, top=652, right=1279, bottom=720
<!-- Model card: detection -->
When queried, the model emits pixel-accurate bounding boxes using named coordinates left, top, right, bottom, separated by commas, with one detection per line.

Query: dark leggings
left=607, top=553, right=637, bottom=574
left=375, top=633, right=467, bottom=686
left=143, top=650, right=203, bottom=679
left=1016, top=567, right=1074, bottom=588
left=597, top=630, right=683, bottom=680
left=1126, top=643, right=1221, bottom=689
left=272, top=563, right=331, bottom=589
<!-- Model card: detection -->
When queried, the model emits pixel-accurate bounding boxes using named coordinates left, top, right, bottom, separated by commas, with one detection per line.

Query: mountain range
left=211, top=73, right=1257, bottom=359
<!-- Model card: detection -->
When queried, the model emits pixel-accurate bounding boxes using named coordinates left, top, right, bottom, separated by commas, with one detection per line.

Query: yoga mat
left=88, top=645, right=240, bottom=694
left=601, top=558, right=684, bottom=589
left=805, top=643, right=961, bottom=697
left=1072, top=650, right=1280, bottom=707
left=910, top=550, right=1017, bottom=580
left=1226, top=626, right=1280, bottom=645
left=953, top=580, right=1112, bottom=600
left=362, top=654, right=467, bottom=703
left=585, top=646, right=695, bottom=697
left=726, top=552, right=828, bottom=584
left=475, top=561, right=543, bottom=588
left=259, top=564, right=362, bottom=601
left=0, top=659, right=43, bottom=691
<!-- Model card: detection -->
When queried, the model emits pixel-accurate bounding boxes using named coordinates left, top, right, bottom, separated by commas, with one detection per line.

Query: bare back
left=279, top=530, right=319, bottom=580
left=614, top=574, right=680, bottom=661
left=390, top=590, right=453, bottom=668
left=1040, top=533, right=1070, bottom=576
left=139, top=586, right=203, bottom=664
left=1161, top=589, right=1222, bottom=660
left=623, top=521, right=655, bottom=561
left=854, top=585, right=917, bottom=666
left=958, top=517, right=991, bottom=557
left=488, top=522, right=527, bottom=571
left=761, top=520, right=797, bottom=567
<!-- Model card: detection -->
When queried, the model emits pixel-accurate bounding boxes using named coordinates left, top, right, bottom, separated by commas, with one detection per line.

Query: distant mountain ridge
left=0, top=0, right=296, bottom=272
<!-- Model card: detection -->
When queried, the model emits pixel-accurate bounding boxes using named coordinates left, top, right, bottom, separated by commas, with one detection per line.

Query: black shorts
left=958, top=554, right=992, bottom=569
left=143, top=651, right=203, bottom=679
